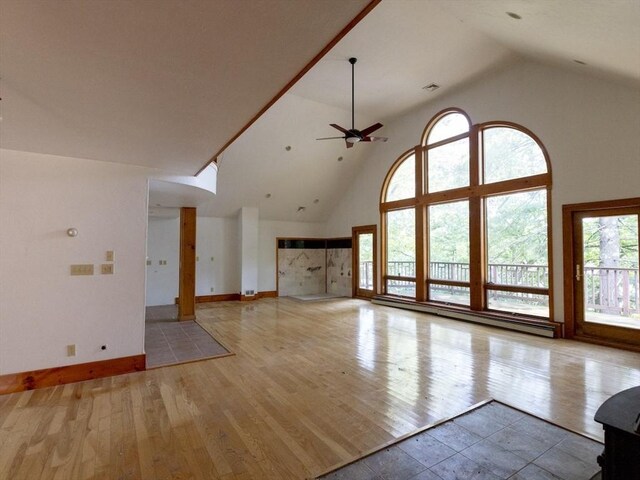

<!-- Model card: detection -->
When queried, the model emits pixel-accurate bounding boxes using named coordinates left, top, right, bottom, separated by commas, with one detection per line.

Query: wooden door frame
left=352, top=225, right=377, bottom=299
left=562, top=197, right=640, bottom=345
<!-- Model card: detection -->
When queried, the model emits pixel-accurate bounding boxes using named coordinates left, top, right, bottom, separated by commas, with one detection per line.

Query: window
left=385, top=153, right=415, bottom=202
left=486, top=190, right=549, bottom=316
left=427, top=139, right=469, bottom=193
left=483, top=127, right=547, bottom=183
left=386, top=208, right=416, bottom=297
left=429, top=200, right=470, bottom=306
left=380, top=109, right=552, bottom=320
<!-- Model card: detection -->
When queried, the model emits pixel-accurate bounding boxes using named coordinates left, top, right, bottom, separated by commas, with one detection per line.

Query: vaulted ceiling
left=2, top=1, right=639, bottom=222
left=0, top=0, right=372, bottom=174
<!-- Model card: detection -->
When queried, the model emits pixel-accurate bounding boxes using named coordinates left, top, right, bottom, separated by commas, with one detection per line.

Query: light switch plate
left=106, top=250, right=114, bottom=262
left=70, top=264, right=94, bottom=275
left=67, top=344, right=76, bottom=357
left=101, top=264, right=114, bottom=274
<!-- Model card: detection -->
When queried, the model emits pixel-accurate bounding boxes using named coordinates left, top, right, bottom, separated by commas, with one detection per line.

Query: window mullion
left=469, top=125, right=485, bottom=311
left=415, top=146, right=427, bottom=301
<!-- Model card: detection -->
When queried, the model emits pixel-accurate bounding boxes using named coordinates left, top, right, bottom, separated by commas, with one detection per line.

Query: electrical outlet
left=211, top=257, right=214, bottom=262
left=101, top=264, right=114, bottom=274
left=106, top=250, right=114, bottom=262
left=210, top=287, right=214, bottom=292
left=67, top=344, right=76, bottom=357
left=146, top=260, right=152, bottom=266
left=70, top=264, right=94, bottom=276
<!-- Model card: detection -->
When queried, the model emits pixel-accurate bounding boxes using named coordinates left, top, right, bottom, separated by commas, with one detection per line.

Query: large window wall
left=380, top=108, right=552, bottom=320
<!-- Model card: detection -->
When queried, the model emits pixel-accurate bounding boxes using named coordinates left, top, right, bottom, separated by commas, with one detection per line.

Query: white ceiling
left=0, top=0, right=371, bottom=174
left=434, top=0, right=640, bottom=88
left=2, top=0, right=639, bottom=222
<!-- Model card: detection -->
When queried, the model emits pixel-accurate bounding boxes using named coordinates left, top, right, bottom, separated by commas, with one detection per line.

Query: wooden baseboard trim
left=175, top=291, right=278, bottom=304
left=0, top=354, right=146, bottom=395
left=257, top=290, right=278, bottom=299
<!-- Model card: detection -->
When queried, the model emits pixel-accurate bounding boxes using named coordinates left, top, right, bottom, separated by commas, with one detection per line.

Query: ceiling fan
left=316, top=57, right=388, bottom=149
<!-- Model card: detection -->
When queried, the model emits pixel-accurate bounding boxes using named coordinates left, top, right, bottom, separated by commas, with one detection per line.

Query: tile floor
left=319, top=401, right=603, bottom=480
left=145, top=305, right=230, bottom=368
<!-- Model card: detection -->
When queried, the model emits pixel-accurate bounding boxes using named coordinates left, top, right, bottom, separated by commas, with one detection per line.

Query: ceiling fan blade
left=330, top=123, right=351, bottom=135
left=316, top=136, right=346, bottom=140
left=359, top=122, right=383, bottom=137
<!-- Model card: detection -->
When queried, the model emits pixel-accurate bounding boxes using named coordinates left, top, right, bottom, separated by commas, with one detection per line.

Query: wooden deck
left=1, top=297, right=639, bottom=479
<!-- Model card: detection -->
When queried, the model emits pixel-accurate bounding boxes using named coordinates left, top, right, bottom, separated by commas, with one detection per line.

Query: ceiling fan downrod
left=350, top=57, right=356, bottom=130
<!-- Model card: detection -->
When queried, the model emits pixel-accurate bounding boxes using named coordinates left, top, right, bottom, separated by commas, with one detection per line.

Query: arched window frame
left=380, top=108, right=554, bottom=321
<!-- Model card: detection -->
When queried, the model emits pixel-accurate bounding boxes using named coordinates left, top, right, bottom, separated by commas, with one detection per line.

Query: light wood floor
left=1, top=298, right=639, bottom=480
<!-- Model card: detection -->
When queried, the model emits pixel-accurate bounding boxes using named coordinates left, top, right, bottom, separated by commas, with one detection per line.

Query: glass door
left=352, top=225, right=377, bottom=298
left=573, top=208, right=639, bottom=346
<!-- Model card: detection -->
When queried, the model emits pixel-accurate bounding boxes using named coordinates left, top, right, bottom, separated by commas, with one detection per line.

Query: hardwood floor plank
left=1, top=298, right=639, bottom=479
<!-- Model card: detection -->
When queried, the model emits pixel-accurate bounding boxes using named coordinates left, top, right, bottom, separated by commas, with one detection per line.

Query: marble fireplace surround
left=277, top=238, right=352, bottom=298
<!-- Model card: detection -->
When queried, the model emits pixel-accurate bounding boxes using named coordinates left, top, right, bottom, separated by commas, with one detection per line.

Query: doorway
left=352, top=225, right=377, bottom=298
left=563, top=198, right=640, bottom=348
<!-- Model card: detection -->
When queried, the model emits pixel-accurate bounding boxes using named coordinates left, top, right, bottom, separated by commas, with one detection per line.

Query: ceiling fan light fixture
left=346, top=136, right=360, bottom=144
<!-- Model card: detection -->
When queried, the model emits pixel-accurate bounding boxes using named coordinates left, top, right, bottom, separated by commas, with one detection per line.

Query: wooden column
left=178, top=207, right=196, bottom=321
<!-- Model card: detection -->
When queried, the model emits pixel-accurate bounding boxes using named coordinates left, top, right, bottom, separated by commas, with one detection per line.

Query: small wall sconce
left=67, top=228, right=78, bottom=237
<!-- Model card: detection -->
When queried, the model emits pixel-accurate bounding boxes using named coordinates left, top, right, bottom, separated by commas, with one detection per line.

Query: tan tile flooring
left=145, top=304, right=229, bottom=368
left=320, top=401, right=603, bottom=480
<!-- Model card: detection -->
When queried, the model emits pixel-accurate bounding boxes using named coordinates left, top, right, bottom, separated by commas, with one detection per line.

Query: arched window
left=381, top=150, right=417, bottom=296
left=380, top=109, right=552, bottom=320
left=384, top=153, right=415, bottom=202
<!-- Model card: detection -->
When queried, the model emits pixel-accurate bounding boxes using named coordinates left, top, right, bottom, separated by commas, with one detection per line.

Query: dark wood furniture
left=594, top=386, right=640, bottom=480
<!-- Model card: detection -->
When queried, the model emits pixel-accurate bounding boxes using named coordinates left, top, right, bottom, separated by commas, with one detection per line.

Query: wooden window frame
left=380, top=108, right=555, bottom=325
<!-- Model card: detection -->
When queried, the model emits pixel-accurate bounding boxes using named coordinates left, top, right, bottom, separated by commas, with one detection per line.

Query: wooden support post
left=178, top=207, right=196, bottom=321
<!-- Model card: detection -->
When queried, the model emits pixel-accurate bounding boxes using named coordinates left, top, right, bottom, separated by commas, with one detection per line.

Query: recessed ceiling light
left=422, top=83, right=440, bottom=92
left=573, top=59, right=587, bottom=65
left=506, top=11, right=522, bottom=20
left=337, top=156, right=343, bottom=162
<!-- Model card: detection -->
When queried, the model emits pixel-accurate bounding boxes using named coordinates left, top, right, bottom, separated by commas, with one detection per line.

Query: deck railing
left=584, top=267, right=639, bottom=315
left=361, top=261, right=639, bottom=315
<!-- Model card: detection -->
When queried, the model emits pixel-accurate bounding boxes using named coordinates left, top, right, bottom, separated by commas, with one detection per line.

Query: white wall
left=324, top=59, right=640, bottom=322
left=145, top=215, right=324, bottom=297
left=258, top=220, right=325, bottom=292
left=0, top=149, right=149, bottom=374
left=145, top=217, right=179, bottom=306
left=238, top=207, right=259, bottom=295
left=196, top=216, right=240, bottom=295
